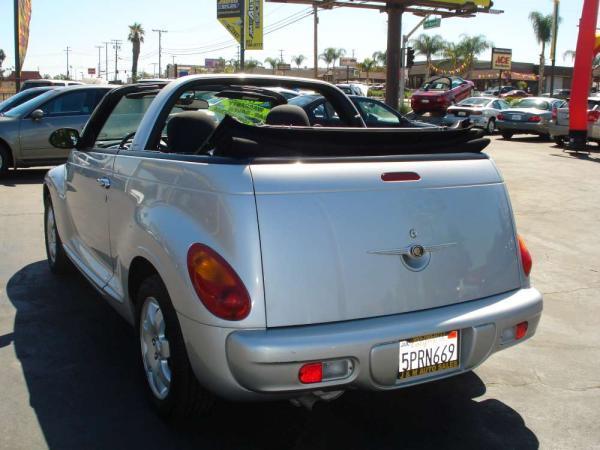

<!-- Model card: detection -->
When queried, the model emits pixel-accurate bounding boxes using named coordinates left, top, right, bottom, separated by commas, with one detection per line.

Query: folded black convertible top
left=209, top=115, right=490, bottom=159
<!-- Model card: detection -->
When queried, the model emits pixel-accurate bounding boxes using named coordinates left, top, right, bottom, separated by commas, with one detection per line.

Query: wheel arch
left=128, top=256, right=161, bottom=311
left=0, top=137, right=14, bottom=169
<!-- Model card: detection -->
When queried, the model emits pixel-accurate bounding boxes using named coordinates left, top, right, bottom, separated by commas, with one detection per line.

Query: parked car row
left=548, top=96, right=600, bottom=146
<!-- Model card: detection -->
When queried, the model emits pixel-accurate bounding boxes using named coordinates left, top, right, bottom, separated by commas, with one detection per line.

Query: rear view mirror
left=49, top=128, right=80, bottom=149
left=30, top=109, right=44, bottom=121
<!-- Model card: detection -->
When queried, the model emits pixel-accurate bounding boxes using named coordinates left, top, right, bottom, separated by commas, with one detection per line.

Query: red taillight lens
left=187, top=243, right=251, bottom=321
left=551, top=107, right=557, bottom=121
left=299, top=363, right=323, bottom=384
left=497, top=113, right=505, bottom=121
left=587, top=110, right=600, bottom=122
left=528, top=115, right=542, bottom=122
left=515, top=321, right=528, bottom=340
left=517, top=235, right=532, bottom=277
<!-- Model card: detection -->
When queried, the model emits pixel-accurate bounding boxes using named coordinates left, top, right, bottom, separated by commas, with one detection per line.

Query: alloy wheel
left=46, top=206, right=57, bottom=264
left=140, top=296, right=172, bottom=400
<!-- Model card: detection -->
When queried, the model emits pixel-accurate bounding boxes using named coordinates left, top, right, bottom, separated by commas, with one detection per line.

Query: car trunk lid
left=251, top=157, right=521, bottom=327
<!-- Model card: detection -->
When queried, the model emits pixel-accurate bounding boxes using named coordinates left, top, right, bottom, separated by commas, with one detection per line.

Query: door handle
left=96, top=177, right=111, bottom=189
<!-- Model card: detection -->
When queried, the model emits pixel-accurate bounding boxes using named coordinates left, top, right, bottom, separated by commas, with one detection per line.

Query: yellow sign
left=423, top=0, right=491, bottom=7
left=217, top=0, right=263, bottom=50
left=245, top=0, right=263, bottom=50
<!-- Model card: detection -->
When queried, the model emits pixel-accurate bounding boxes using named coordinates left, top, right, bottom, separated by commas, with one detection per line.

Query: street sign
left=423, top=17, right=441, bottom=29
left=491, top=48, right=512, bottom=71
left=277, top=63, right=291, bottom=71
left=340, top=57, right=357, bottom=68
left=87, top=68, right=96, bottom=75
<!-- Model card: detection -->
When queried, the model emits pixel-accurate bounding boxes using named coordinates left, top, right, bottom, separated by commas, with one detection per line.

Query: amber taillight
left=517, top=235, right=532, bottom=277
left=187, top=244, right=251, bottom=321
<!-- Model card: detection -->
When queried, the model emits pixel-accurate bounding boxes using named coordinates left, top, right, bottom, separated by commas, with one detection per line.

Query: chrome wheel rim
left=46, top=206, right=57, bottom=263
left=140, top=297, right=171, bottom=400
left=487, top=120, right=495, bottom=134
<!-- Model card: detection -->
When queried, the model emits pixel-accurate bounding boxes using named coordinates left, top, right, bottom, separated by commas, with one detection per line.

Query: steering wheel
left=119, top=132, right=136, bottom=149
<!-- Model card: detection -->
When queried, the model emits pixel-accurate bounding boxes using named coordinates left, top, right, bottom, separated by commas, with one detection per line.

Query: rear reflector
left=381, top=172, right=421, bottom=182
left=517, top=235, right=533, bottom=277
left=299, top=363, right=323, bottom=384
left=515, top=321, right=528, bottom=340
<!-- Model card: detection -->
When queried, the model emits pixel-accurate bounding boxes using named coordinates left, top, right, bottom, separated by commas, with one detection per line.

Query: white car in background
left=444, top=97, right=511, bottom=134
left=548, top=97, right=600, bottom=147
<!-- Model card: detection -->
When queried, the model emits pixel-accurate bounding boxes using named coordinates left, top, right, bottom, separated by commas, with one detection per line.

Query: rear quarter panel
left=108, top=155, right=266, bottom=328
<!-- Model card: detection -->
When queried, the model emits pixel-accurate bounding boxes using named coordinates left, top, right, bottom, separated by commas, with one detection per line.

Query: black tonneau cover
left=210, top=116, right=489, bottom=158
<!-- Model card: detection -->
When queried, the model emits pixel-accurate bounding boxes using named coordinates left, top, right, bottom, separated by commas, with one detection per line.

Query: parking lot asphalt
left=0, top=137, right=599, bottom=450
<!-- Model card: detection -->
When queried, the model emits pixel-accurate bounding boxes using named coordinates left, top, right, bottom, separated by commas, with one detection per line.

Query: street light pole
left=65, top=46, right=71, bottom=80
left=549, top=0, right=560, bottom=94
left=399, top=15, right=429, bottom=111
left=385, top=4, right=403, bottom=108
left=152, top=29, right=168, bottom=77
left=313, top=4, right=319, bottom=79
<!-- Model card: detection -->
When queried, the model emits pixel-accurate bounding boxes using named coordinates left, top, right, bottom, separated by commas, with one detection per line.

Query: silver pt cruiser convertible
left=44, top=75, right=542, bottom=418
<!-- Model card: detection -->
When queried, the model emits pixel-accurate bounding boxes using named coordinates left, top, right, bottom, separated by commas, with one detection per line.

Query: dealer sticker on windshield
left=398, top=331, right=459, bottom=379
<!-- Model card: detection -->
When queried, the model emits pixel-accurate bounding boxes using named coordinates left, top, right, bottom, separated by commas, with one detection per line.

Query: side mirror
left=49, top=128, right=80, bottom=149
left=30, top=109, right=44, bottom=121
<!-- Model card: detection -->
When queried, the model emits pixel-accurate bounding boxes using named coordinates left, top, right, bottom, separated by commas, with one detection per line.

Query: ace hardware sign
left=491, top=48, right=512, bottom=71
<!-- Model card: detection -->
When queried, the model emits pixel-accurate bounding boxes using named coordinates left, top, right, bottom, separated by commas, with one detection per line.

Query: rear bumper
left=548, top=122, right=599, bottom=140
left=497, top=121, right=550, bottom=135
left=179, top=288, right=542, bottom=401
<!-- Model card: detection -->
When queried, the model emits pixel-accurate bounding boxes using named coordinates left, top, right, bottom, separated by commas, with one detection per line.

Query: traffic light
left=406, top=47, right=415, bottom=68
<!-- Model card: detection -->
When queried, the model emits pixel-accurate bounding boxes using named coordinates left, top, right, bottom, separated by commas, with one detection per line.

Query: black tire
left=136, top=274, right=214, bottom=419
left=0, top=143, right=11, bottom=176
left=539, top=133, right=551, bottom=141
left=554, top=136, right=565, bottom=147
left=44, top=196, right=71, bottom=275
left=486, top=118, right=496, bottom=135
left=501, top=131, right=513, bottom=140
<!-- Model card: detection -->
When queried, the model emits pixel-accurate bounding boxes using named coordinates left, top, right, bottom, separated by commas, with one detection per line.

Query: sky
left=0, top=0, right=590, bottom=80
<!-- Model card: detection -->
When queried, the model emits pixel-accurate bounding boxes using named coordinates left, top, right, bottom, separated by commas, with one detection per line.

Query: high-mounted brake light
left=187, top=243, right=251, bottom=321
left=381, top=172, right=421, bottom=182
left=517, top=235, right=532, bottom=277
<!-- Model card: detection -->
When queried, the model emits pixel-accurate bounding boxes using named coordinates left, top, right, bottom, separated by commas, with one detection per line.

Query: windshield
left=422, top=79, right=450, bottom=91
left=458, top=98, right=491, bottom=106
left=513, top=98, right=551, bottom=110
left=2, top=90, right=56, bottom=117
left=0, top=90, right=46, bottom=113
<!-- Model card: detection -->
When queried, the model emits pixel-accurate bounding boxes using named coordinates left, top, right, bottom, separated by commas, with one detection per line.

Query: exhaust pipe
left=289, top=390, right=345, bottom=410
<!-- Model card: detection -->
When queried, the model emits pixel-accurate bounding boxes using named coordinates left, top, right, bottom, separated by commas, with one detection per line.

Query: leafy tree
left=529, top=11, right=558, bottom=95
left=292, top=54, right=306, bottom=69
left=359, top=58, right=376, bottom=82
left=53, top=74, right=69, bottom=80
left=411, top=34, right=445, bottom=79
left=320, top=48, right=337, bottom=70
left=372, top=50, right=387, bottom=69
left=457, top=34, right=492, bottom=77
left=264, top=57, right=279, bottom=74
left=244, top=59, right=262, bottom=73
left=128, top=23, right=145, bottom=82
left=0, top=49, right=5, bottom=78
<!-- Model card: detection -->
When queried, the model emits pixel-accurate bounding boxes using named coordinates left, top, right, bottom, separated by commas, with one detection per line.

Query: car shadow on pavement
left=550, top=151, right=600, bottom=164
left=6, top=261, right=539, bottom=450
left=0, top=168, right=48, bottom=187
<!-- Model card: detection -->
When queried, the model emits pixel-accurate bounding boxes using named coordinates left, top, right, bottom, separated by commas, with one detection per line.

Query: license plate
left=421, top=99, right=429, bottom=103
left=457, top=111, right=467, bottom=116
left=512, top=114, right=522, bottom=121
left=398, top=331, right=459, bottom=379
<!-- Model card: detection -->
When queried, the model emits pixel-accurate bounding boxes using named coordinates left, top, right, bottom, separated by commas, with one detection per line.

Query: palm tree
left=529, top=11, right=555, bottom=95
left=411, top=34, right=445, bottom=79
left=457, top=34, right=491, bottom=77
left=442, top=42, right=464, bottom=74
left=244, top=59, right=262, bottom=73
left=292, top=55, right=306, bottom=69
left=372, top=50, right=387, bottom=69
left=128, top=23, right=145, bottom=82
left=264, top=57, right=279, bottom=74
left=563, top=50, right=600, bottom=69
left=333, top=48, right=346, bottom=68
left=360, top=58, right=376, bottom=83
left=320, top=48, right=337, bottom=70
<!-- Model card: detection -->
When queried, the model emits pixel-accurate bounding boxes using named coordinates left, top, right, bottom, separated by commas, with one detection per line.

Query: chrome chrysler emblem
left=367, top=242, right=456, bottom=257
left=409, top=228, right=418, bottom=239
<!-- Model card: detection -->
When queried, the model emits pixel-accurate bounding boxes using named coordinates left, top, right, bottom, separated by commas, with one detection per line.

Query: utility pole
left=111, top=40, right=122, bottom=82
left=313, top=4, right=318, bottom=79
left=151, top=63, right=158, bottom=77
left=65, top=46, right=71, bottom=80
left=240, top=0, right=245, bottom=72
left=103, top=41, right=110, bottom=80
left=279, top=49, right=285, bottom=63
left=95, top=45, right=103, bottom=78
left=152, top=29, right=168, bottom=77
left=549, top=0, right=560, bottom=94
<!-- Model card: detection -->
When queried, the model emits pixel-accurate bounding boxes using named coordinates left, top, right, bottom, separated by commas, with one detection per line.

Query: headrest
left=166, top=111, right=217, bottom=153
left=265, top=104, right=310, bottom=127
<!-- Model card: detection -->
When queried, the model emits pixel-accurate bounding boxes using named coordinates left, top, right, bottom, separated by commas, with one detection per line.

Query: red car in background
left=411, top=76, right=474, bottom=114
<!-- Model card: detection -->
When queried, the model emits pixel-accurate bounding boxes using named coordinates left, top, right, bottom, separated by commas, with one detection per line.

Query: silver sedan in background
left=496, top=97, right=566, bottom=140
left=444, top=97, right=511, bottom=134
